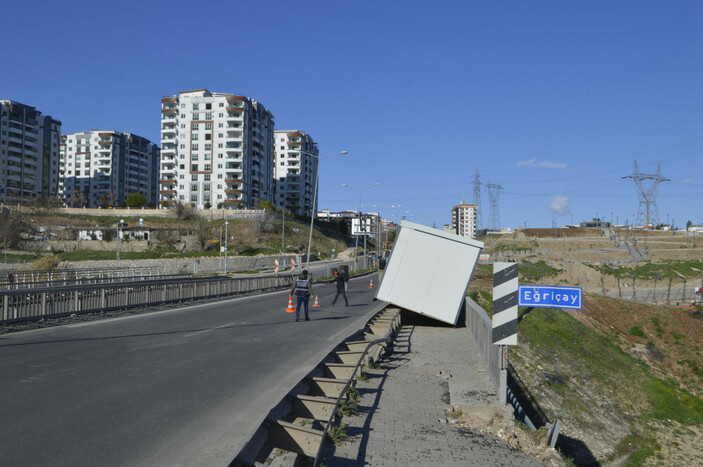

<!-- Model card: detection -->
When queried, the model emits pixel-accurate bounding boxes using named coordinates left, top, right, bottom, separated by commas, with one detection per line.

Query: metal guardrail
left=233, top=304, right=400, bottom=467
left=0, top=273, right=193, bottom=291
left=0, top=267, right=161, bottom=285
left=465, top=296, right=502, bottom=391
left=1, top=275, right=294, bottom=325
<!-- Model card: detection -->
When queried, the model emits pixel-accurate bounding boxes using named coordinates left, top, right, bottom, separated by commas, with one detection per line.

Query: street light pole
left=342, top=183, right=379, bottom=271
left=302, top=150, right=348, bottom=270
left=116, top=219, right=123, bottom=268
left=224, top=217, right=229, bottom=274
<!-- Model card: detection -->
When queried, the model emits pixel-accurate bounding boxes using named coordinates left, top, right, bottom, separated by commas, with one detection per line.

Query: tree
left=195, top=219, right=214, bottom=250
left=126, top=191, right=147, bottom=208
left=98, top=191, right=115, bottom=208
left=258, top=200, right=276, bottom=211
left=72, top=189, right=86, bottom=208
left=1, top=209, right=33, bottom=249
left=157, top=229, right=180, bottom=250
left=172, top=201, right=199, bottom=221
left=687, top=220, right=693, bottom=230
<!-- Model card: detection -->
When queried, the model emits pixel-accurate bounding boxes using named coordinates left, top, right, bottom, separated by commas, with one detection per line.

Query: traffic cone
left=285, top=295, right=296, bottom=313
left=369, top=279, right=374, bottom=289
left=312, top=295, right=321, bottom=307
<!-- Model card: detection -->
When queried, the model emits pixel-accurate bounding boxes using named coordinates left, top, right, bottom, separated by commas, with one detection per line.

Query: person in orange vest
left=290, top=270, right=314, bottom=321
left=327, top=270, right=348, bottom=307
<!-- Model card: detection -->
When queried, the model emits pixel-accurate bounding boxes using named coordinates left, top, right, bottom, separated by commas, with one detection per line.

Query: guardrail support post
left=74, top=290, right=80, bottom=313
left=3, top=295, right=8, bottom=321
left=499, top=345, right=508, bottom=406
left=101, top=289, right=106, bottom=310
left=41, top=292, right=47, bottom=316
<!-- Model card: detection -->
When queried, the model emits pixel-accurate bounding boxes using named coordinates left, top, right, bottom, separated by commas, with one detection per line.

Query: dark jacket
left=329, top=274, right=345, bottom=292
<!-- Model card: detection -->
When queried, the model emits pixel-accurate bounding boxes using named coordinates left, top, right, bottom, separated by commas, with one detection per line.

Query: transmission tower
left=485, top=182, right=503, bottom=231
left=622, top=161, right=669, bottom=227
left=473, top=168, right=482, bottom=230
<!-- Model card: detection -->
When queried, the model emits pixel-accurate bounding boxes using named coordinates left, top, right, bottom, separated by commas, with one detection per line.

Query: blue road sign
left=518, top=285, right=582, bottom=310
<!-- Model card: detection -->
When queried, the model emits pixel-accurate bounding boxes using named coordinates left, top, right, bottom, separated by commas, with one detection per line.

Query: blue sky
left=3, top=1, right=702, bottom=228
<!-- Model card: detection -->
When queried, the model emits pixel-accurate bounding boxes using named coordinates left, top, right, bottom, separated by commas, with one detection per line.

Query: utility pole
left=281, top=208, right=285, bottom=248
left=224, top=217, right=229, bottom=274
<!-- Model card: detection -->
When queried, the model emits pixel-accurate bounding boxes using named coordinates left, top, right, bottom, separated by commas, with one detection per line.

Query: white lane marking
left=182, top=321, right=241, bottom=338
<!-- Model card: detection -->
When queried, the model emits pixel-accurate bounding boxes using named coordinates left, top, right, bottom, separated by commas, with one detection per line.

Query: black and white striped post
left=492, top=262, right=518, bottom=405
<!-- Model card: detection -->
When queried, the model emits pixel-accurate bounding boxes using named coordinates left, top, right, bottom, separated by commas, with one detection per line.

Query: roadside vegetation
left=505, top=296, right=703, bottom=466
left=591, top=260, right=703, bottom=280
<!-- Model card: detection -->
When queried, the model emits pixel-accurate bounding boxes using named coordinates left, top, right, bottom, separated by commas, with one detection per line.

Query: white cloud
left=516, top=158, right=567, bottom=170
left=683, top=177, right=696, bottom=184
left=548, top=194, right=571, bottom=217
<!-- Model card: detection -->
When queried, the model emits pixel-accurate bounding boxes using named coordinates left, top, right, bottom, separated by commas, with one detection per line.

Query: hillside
left=2, top=207, right=353, bottom=263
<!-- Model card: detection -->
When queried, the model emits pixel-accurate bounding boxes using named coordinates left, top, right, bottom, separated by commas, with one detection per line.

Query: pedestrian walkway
left=319, top=322, right=540, bottom=466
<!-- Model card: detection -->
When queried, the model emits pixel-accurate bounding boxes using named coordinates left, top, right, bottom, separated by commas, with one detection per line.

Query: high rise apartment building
left=274, top=130, right=318, bottom=216
left=0, top=100, right=61, bottom=205
left=60, top=131, right=159, bottom=208
left=160, top=89, right=274, bottom=209
left=451, top=203, right=478, bottom=238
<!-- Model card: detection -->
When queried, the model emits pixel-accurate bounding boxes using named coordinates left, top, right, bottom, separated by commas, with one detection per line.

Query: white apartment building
left=160, top=89, right=274, bottom=209
left=274, top=130, right=318, bottom=216
left=451, top=203, right=478, bottom=238
left=60, top=131, right=159, bottom=208
left=0, top=100, right=61, bottom=205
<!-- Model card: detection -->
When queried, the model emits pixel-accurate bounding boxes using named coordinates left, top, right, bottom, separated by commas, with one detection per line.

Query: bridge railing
left=465, top=296, right=502, bottom=391
left=1, top=275, right=295, bottom=324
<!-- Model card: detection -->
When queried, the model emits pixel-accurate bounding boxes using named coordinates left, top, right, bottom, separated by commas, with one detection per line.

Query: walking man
left=328, top=270, right=348, bottom=307
left=290, top=269, right=314, bottom=321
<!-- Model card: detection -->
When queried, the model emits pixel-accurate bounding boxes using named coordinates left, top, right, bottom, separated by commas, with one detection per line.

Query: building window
left=192, top=134, right=199, bottom=141
left=191, top=175, right=197, bottom=181
left=192, top=123, right=198, bottom=130
left=193, top=103, right=199, bottom=110
left=204, top=174, right=211, bottom=181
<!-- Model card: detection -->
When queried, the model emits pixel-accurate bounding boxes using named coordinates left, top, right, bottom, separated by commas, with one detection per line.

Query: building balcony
left=160, top=190, right=176, bottom=195
left=223, top=199, right=243, bottom=205
left=161, top=107, right=178, bottom=114
left=287, top=132, right=302, bottom=138
left=159, top=179, right=176, bottom=184
left=224, top=189, right=243, bottom=194
left=159, top=200, right=176, bottom=206
left=226, top=95, right=246, bottom=102
left=225, top=178, right=243, bottom=184
left=161, top=97, right=178, bottom=104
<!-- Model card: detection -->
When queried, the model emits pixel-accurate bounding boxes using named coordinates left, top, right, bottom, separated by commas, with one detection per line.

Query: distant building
left=443, top=224, right=454, bottom=233
left=579, top=217, right=611, bottom=228
left=159, top=89, right=274, bottom=209
left=451, top=203, right=477, bottom=238
left=274, top=130, right=318, bottom=216
left=0, top=99, right=61, bottom=205
left=60, top=131, right=159, bottom=208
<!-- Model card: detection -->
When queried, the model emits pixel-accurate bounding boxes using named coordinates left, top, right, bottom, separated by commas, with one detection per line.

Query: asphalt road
left=0, top=273, right=381, bottom=467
